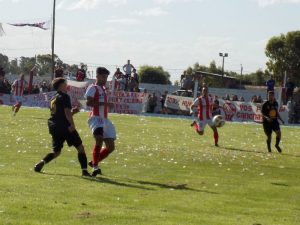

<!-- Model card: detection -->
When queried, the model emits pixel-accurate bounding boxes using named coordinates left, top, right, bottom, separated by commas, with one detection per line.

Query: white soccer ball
left=213, top=115, right=225, bottom=128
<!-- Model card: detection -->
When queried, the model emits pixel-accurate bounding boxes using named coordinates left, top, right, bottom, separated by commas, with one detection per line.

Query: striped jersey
left=193, top=96, right=213, bottom=121
left=85, top=84, right=108, bottom=119
left=12, top=79, right=26, bottom=96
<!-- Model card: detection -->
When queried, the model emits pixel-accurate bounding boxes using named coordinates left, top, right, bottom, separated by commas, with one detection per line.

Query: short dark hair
left=52, top=78, right=66, bottom=91
left=268, top=91, right=275, bottom=95
left=96, top=67, right=110, bottom=76
left=55, top=68, right=64, bottom=78
left=0, top=67, right=5, bottom=76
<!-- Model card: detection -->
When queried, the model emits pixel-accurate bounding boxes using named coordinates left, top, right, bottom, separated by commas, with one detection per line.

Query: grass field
left=0, top=106, right=299, bottom=225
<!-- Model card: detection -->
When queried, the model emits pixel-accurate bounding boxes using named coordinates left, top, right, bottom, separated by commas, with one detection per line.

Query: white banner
left=165, top=94, right=289, bottom=124
left=0, top=88, right=149, bottom=115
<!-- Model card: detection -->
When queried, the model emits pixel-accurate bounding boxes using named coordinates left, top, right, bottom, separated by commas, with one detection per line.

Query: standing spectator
left=266, top=76, right=275, bottom=93
left=257, top=95, right=263, bottom=103
left=285, top=78, right=295, bottom=104
left=123, top=60, right=135, bottom=90
left=232, top=95, right=238, bottom=101
left=252, top=95, right=258, bottom=103
left=160, top=91, right=168, bottom=114
left=128, top=77, right=136, bottom=92
left=114, top=68, right=123, bottom=91
left=55, top=67, right=64, bottom=78
left=132, top=68, right=139, bottom=84
left=0, top=68, right=11, bottom=94
left=212, top=96, right=222, bottom=116
left=119, top=75, right=127, bottom=91
left=225, top=94, right=230, bottom=101
left=239, top=96, right=245, bottom=102
left=148, top=93, right=158, bottom=113
left=123, top=59, right=135, bottom=80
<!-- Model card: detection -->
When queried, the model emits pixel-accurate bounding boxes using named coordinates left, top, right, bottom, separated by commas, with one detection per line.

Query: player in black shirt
left=34, top=78, right=91, bottom=177
left=261, top=91, right=284, bottom=153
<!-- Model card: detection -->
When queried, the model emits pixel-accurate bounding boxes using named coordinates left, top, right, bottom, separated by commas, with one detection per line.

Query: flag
left=8, top=21, right=50, bottom=30
left=0, top=23, right=5, bottom=36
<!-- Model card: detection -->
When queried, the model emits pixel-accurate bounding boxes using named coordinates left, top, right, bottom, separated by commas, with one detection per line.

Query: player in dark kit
left=261, top=91, right=284, bottom=153
left=34, top=78, right=91, bottom=177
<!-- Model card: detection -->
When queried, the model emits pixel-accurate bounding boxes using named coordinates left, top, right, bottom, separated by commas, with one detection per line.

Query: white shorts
left=88, top=117, right=116, bottom=140
left=13, top=95, right=23, bottom=103
left=194, top=119, right=214, bottom=132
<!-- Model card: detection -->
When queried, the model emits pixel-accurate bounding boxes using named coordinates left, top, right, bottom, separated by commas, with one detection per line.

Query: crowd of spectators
left=113, top=60, right=140, bottom=92
left=0, top=67, right=52, bottom=95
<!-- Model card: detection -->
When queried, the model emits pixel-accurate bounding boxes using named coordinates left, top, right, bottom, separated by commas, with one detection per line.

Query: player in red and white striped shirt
left=191, top=86, right=219, bottom=146
left=11, top=73, right=28, bottom=116
left=85, top=67, right=116, bottom=177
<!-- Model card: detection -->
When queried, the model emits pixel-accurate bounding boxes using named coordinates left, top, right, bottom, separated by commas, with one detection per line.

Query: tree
left=0, top=53, right=9, bottom=71
left=265, top=31, right=300, bottom=84
left=139, top=65, right=172, bottom=85
left=19, top=56, right=36, bottom=74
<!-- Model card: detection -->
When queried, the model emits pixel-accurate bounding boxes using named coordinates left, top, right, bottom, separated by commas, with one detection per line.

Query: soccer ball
left=213, top=115, right=225, bottom=128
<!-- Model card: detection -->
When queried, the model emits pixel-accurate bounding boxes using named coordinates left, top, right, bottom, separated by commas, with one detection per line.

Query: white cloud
left=257, top=0, right=300, bottom=7
left=153, top=0, right=202, bottom=5
left=106, top=18, right=141, bottom=25
left=132, top=7, right=168, bottom=17
left=67, top=0, right=127, bottom=10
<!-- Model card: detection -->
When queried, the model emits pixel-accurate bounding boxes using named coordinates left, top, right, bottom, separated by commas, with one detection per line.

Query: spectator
left=266, top=75, right=275, bottom=93
left=252, top=95, right=258, bottom=103
left=225, top=94, right=230, bottom=101
left=285, top=78, right=295, bottom=104
left=55, top=67, right=64, bottom=78
left=294, top=100, right=300, bottom=124
left=257, top=95, right=263, bottom=103
left=114, top=68, right=123, bottom=91
left=160, top=91, right=168, bottom=114
left=232, top=95, right=238, bottom=101
left=180, top=71, right=186, bottom=88
left=239, top=96, right=245, bottom=102
left=132, top=68, right=139, bottom=84
left=123, top=60, right=135, bottom=80
left=119, top=75, right=127, bottom=91
left=128, top=77, right=136, bottom=92
left=32, top=85, right=40, bottom=94
left=0, top=68, right=11, bottom=94
left=287, top=98, right=295, bottom=123
left=148, top=93, right=158, bottom=113
left=212, top=96, right=222, bottom=116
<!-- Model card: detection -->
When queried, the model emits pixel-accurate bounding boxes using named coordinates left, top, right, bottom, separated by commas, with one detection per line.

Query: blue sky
left=1, top=0, right=300, bottom=81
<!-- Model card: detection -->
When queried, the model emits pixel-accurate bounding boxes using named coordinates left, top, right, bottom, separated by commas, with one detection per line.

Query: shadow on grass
left=223, top=147, right=300, bottom=158
left=127, top=179, right=219, bottom=195
left=271, top=182, right=289, bottom=187
left=42, top=172, right=154, bottom=191
left=92, top=177, right=154, bottom=191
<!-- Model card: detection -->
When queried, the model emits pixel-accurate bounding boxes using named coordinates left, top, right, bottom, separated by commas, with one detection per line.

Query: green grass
left=0, top=106, right=300, bottom=225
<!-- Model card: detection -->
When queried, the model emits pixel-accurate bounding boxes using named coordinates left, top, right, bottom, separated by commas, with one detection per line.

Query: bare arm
left=64, top=108, right=76, bottom=131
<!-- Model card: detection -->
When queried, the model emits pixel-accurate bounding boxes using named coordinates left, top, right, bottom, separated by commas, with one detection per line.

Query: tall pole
left=222, top=56, right=225, bottom=77
left=240, top=64, right=243, bottom=89
left=51, top=0, right=56, bottom=80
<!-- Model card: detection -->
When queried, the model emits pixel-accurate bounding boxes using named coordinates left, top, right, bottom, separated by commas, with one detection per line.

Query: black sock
left=78, top=153, right=88, bottom=170
left=43, top=153, right=56, bottom=164
left=276, top=137, right=281, bottom=146
left=267, top=138, right=271, bottom=151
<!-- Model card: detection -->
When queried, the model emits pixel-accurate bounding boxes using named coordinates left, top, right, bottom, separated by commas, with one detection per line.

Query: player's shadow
left=41, top=172, right=154, bottom=191
left=223, top=147, right=267, bottom=155
left=91, top=177, right=154, bottom=191
left=127, top=179, right=219, bottom=195
left=224, top=147, right=300, bottom=158
left=271, top=182, right=289, bottom=187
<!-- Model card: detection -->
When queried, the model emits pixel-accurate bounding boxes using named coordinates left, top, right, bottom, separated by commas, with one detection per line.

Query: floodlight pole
left=51, top=0, right=56, bottom=80
left=219, top=53, right=228, bottom=78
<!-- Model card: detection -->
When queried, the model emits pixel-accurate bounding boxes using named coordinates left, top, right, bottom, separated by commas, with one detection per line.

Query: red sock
left=98, top=148, right=109, bottom=162
left=214, top=131, right=219, bottom=145
left=92, top=145, right=101, bottom=166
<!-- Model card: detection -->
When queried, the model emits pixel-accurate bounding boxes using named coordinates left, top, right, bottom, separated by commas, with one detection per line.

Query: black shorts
left=49, top=126, right=82, bottom=153
left=93, top=127, right=104, bottom=137
left=263, top=120, right=280, bottom=136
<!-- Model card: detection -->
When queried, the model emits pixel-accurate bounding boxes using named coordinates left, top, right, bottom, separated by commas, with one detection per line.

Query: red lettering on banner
left=166, top=96, right=179, bottom=105
left=181, top=100, right=193, bottom=108
left=239, top=104, right=252, bottom=112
